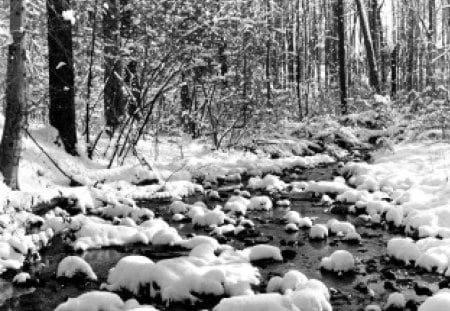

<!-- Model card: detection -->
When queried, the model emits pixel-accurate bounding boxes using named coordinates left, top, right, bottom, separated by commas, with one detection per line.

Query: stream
left=0, top=163, right=442, bottom=311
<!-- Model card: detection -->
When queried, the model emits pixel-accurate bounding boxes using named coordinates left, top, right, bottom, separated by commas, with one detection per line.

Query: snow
left=102, top=250, right=261, bottom=303
left=282, top=211, right=312, bottom=228
left=12, top=272, right=30, bottom=284
left=385, top=292, right=406, bottom=309
left=320, top=250, right=355, bottom=273
left=309, top=224, right=328, bottom=240
left=387, top=237, right=420, bottom=264
left=101, top=256, right=155, bottom=295
left=305, top=178, right=349, bottom=194
left=248, top=196, right=273, bottom=211
left=248, top=174, right=286, bottom=191
left=342, top=143, right=450, bottom=237
left=213, top=293, right=296, bottom=311
left=327, top=219, right=356, bottom=235
left=246, top=244, right=283, bottom=262
left=55, top=291, right=124, bottom=311
left=290, top=289, right=332, bottom=311
left=192, top=207, right=226, bottom=227
left=216, top=273, right=330, bottom=311
left=285, top=223, right=299, bottom=232
left=57, top=256, right=97, bottom=281
left=419, top=290, right=450, bottom=311
left=62, top=10, right=76, bottom=25
left=280, top=270, right=308, bottom=294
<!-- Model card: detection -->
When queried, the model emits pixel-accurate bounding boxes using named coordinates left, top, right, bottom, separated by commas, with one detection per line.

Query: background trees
left=0, top=0, right=448, bottom=178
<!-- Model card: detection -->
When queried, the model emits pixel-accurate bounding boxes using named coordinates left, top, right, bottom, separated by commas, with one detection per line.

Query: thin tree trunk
left=407, top=7, right=416, bottom=91
left=47, top=0, right=78, bottom=155
left=86, top=0, right=98, bottom=158
left=104, top=0, right=125, bottom=133
left=265, top=0, right=272, bottom=108
left=296, top=0, right=302, bottom=119
left=355, top=0, right=380, bottom=93
left=337, top=0, right=347, bottom=114
left=427, top=0, right=436, bottom=90
left=0, top=0, right=27, bottom=189
left=391, top=44, right=398, bottom=97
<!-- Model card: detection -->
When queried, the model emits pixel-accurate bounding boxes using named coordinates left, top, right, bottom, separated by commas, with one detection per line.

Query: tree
left=336, top=0, right=347, bottom=114
left=0, top=0, right=27, bottom=189
left=104, top=0, right=125, bottom=133
left=47, top=0, right=78, bottom=155
left=355, top=0, right=380, bottom=93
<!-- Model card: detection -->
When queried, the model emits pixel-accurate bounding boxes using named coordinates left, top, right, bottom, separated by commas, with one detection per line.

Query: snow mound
left=327, top=219, right=356, bottom=235
left=385, top=292, right=406, bottom=309
left=102, top=256, right=155, bottom=295
left=192, top=207, right=226, bottom=227
left=102, top=244, right=261, bottom=304
left=248, top=174, right=286, bottom=191
left=246, top=244, right=283, bottom=262
left=387, top=237, right=420, bottom=264
left=13, top=272, right=30, bottom=284
left=309, top=224, right=328, bottom=240
left=57, top=256, right=97, bottom=280
left=320, top=250, right=355, bottom=273
left=55, top=291, right=125, bottom=311
left=248, top=196, right=273, bottom=211
left=305, top=178, right=349, bottom=194
left=419, top=290, right=450, bottom=311
left=213, top=293, right=296, bottom=311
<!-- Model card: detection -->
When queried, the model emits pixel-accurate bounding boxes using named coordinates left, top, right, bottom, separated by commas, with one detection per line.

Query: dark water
left=0, top=164, right=442, bottom=311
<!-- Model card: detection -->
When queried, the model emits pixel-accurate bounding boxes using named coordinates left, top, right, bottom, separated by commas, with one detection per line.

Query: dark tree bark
left=355, top=0, right=380, bottom=93
left=265, top=0, right=272, bottom=107
left=296, top=0, right=302, bottom=119
left=391, top=44, right=398, bottom=97
left=47, top=0, right=78, bottom=155
left=0, top=0, right=27, bottom=189
left=104, top=0, right=125, bottom=133
left=407, top=8, right=416, bottom=91
left=427, top=0, right=436, bottom=89
left=336, top=0, right=347, bottom=114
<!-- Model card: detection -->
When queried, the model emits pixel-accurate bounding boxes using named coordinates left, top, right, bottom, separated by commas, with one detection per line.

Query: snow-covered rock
left=57, top=256, right=97, bottom=281
left=419, top=290, right=450, bottom=311
left=320, top=250, right=355, bottom=273
left=309, top=224, right=328, bottom=240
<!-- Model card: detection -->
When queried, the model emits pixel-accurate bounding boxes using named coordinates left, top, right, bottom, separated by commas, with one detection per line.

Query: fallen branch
left=25, top=129, right=83, bottom=186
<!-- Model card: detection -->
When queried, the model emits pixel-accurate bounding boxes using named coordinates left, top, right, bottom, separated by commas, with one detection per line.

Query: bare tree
left=104, top=0, right=125, bottom=134
left=336, top=0, right=348, bottom=114
left=47, top=0, right=78, bottom=155
left=355, top=0, right=380, bottom=93
left=0, top=0, right=27, bottom=189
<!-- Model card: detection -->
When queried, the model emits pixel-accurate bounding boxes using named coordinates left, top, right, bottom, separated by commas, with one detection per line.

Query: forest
left=0, top=1, right=449, bottom=311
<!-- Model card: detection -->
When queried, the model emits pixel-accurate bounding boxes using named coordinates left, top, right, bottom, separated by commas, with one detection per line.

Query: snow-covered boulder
left=320, top=250, right=355, bottom=273
left=419, top=290, right=450, bottom=311
left=309, top=224, right=328, bottom=240
left=57, top=256, right=97, bottom=281
left=248, top=196, right=273, bottom=211
left=55, top=291, right=124, bottom=311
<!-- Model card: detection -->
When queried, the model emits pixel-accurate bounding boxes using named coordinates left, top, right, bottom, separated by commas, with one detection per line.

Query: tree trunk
left=391, top=44, right=398, bottom=97
left=355, top=0, right=380, bottom=93
left=336, top=0, right=347, bottom=114
left=104, top=0, right=125, bottom=133
left=296, top=0, right=302, bottom=119
left=265, top=0, right=271, bottom=107
left=427, top=0, right=436, bottom=90
left=0, top=0, right=27, bottom=189
left=47, top=0, right=78, bottom=155
left=407, top=8, right=416, bottom=91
